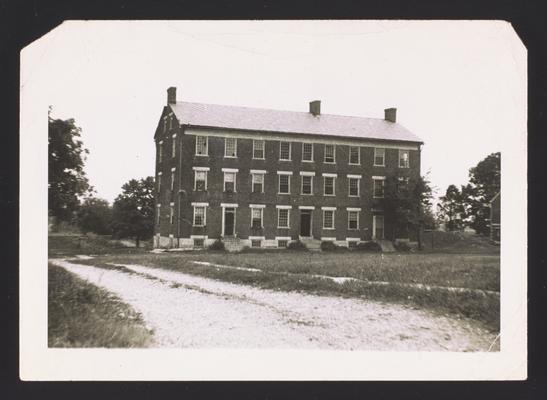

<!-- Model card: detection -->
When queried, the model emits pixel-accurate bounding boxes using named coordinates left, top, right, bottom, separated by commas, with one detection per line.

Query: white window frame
left=191, top=202, right=208, bottom=227
left=157, top=171, right=162, bottom=192
left=171, top=134, right=177, bottom=158
left=374, top=147, right=385, bottom=166
left=279, top=141, right=292, bottom=161
left=193, top=167, right=209, bottom=191
left=324, top=144, right=336, bottom=163
left=169, top=202, right=175, bottom=225
left=301, top=175, right=313, bottom=195
left=277, top=171, right=292, bottom=194
left=223, top=169, right=238, bottom=192
left=302, top=142, right=314, bottom=162
left=399, top=149, right=410, bottom=168
left=348, top=174, right=361, bottom=197
left=253, top=140, right=265, bottom=160
left=195, top=135, right=208, bottom=156
left=158, top=140, right=163, bottom=163
left=322, top=207, right=336, bottom=230
left=224, top=137, right=238, bottom=158
left=347, top=209, right=360, bottom=230
left=349, top=146, right=360, bottom=165
left=373, top=176, right=386, bottom=198
left=250, top=205, right=265, bottom=228
left=276, top=205, right=291, bottom=228
left=323, top=173, right=337, bottom=196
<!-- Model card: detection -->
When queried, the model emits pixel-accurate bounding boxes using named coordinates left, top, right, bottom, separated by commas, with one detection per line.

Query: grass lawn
left=72, top=251, right=500, bottom=332
left=48, top=263, right=153, bottom=347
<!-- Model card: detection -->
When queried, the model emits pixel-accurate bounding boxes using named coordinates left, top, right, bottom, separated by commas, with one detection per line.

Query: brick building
left=153, top=87, right=423, bottom=250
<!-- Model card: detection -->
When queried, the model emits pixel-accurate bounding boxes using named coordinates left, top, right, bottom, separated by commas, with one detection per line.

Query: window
left=169, top=115, right=173, bottom=130
left=224, top=171, right=237, bottom=192
left=301, top=175, right=313, bottom=195
left=252, top=173, right=264, bottom=193
left=253, top=140, right=265, bottom=159
left=194, top=170, right=207, bottom=191
left=399, top=150, right=410, bottom=168
left=348, top=211, right=359, bottom=230
left=193, top=238, right=204, bottom=248
left=277, top=239, right=288, bottom=248
left=158, top=140, right=163, bottom=163
left=251, top=239, right=262, bottom=248
left=324, top=176, right=335, bottom=196
left=157, top=172, right=162, bottom=192
left=397, top=176, right=410, bottom=192
left=373, top=178, right=385, bottom=198
left=251, top=208, right=263, bottom=228
left=195, top=136, right=208, bottom=156
left=193, top=206, right=206, bottom=226
left=323, top=210, right=335, bottom=229
left=172, top=134, right=176, bottom=157
left=302, top=143, right=314, bottom=162
left=277, top=209, right=290, bottom=228
left=169, top=203, right=175, bottom=224
left=163, top=117, right=167, bottom=132
left=278, top=174, right=291, bottom=194
left=324, top=144, right=335, bottom=163
left=170, top=169, right=175, bottom=191
left=349, top=146, right=360, bottom=164
left=225, top=137, right=237, bottom=158
left=156, top=204, right=161, bottom=224
left=280, top=141, right=291, bottom=161
left=348, top=240, right=358, bottom=249
left=348, top=177, right=360, bottom=197
left=374, top=148, right=385, bottom=166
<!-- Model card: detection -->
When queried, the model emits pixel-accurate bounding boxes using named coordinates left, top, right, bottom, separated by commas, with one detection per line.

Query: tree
left=437, top=184, right=465, bottom=231
left=383, top=174, right=433, bottom=250
left=462, top=152, right=501, bottom=235
left=111, top=177, right=155, bottom=247
left=48, top=113, right=92, bottom=222
left=76, top=197, right=112, bottom=235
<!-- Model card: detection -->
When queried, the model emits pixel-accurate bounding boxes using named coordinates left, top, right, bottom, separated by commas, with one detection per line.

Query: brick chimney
left=384, top=108, right=396, bottom=123
left=167, top=87, right=177, bottom=105
left=309, top=100, right=321, bottom=116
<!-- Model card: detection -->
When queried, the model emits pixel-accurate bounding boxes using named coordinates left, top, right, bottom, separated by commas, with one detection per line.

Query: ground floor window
left=193, top=206, right=206, bottom=226
left=251, top=207, right=263, bottom=228
left=323, top=210, right=335, bottom=229
left=277, top=208, right=290, bottom=228
left=348, top=211, right=359, bottom=230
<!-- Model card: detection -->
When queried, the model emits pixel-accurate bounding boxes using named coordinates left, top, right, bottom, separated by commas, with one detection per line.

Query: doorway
left=373, top=215, right=384, bottom=240
left=300, top=210, right=312, bottom=237
left=223, top=207, right=236, bottom=236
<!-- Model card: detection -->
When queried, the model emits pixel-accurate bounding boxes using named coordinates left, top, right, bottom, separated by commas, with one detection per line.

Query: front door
left=300, top=210, right=312, bottom=237
left=224, top=208, right=235, bottom=236
left=373, top=215, right=384, bottom=239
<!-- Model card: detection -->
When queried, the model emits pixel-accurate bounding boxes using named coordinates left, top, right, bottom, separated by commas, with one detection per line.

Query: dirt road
left=51, top=259, right=499, bottom=351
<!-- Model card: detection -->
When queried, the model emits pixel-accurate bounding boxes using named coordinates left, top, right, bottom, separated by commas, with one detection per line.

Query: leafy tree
left=437, top=184, right=465, bottom=231
left=111, top=177, right=155, bottom=247
left=48, top=112, right=92, bottom=222
left=462, top=152, right=501, bottom=235
left=383, top=174, right=433, bottom=250
left=76, top=197, right=112, bottom=235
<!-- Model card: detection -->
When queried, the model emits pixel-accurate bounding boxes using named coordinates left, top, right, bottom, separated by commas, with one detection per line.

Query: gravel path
left=51, top=259, right=499, bottom=351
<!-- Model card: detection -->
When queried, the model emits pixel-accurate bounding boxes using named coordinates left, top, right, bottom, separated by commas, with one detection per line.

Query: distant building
left=489, top=192, right=500, bottom=242
left=153, top=87, right=423, bottom=250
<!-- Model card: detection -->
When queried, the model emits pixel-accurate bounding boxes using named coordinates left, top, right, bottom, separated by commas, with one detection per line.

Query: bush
left=287, top=240, right=308, bottom=251
left=394, top=241, right=412, bottom=252
left=320, top=241, right=338, bottom=252
left=208, top=239, right=225, bottom=251
left=356, top=241, right=382, bottom=252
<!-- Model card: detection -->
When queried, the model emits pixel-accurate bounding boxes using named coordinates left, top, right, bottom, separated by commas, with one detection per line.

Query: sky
left=24, top=20, right=525, bottom=204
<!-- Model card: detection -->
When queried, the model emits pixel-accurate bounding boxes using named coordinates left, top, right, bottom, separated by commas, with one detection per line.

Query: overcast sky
left=25, top=20, right=525, bottom=204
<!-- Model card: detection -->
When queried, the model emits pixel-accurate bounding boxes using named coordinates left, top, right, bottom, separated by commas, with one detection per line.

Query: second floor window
left=172, top=134, right=176, bottom=157
left=302, top=143, right=314, bottom=162
left=253, top=140, right=265, bottom=159
left=280, top=141, right=291, bottom=161
left=349, top=146, right=360, bottom=164
left=194, top=171, right=207, bottom=191
left=224, top=172, right=236, bottom=192
left=170, top=169, right=175, bottom=191
left=158, top=141, right=163, bottom=163
left=324, top=144, right=335, bottom=163
left=373, top=178, right=385, bottom=198
left=277, top=208, right=290, bottom=228
left=278, top=174, right=290, bottom=194
left=324, top=176, right=335, bottom=196
left=348, top=177, right=360, bottom=197
left=399, top=150, right=410, bottom=168
left=225, top=137, right=237, bottom=157
left=157, top=172, right=162, bottom=192
left=301, top=176, right=313, bottom=195
left=196, top=136, right=208, bottom=156
left=252, top=173, right=264, bottom=193
left=397, top=176, right=410, bottom=192
left=251, top=208, right=263, bottom=228
left=374, top=148, right=385, bottom=166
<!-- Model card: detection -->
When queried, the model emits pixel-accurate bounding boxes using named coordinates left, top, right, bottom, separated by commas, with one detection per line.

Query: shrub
left=287, top=240, right=308, bottom=251
left=208, top=239, right=225, bottom=251
left=356, top=241, right=382, bottom=252
left=394, top=241, right=412, bottom=252
left=320, top=241, right=338, bottom=252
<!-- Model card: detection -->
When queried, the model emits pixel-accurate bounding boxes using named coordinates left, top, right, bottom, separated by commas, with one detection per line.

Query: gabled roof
left=169, top=101, right=423, bottom=143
